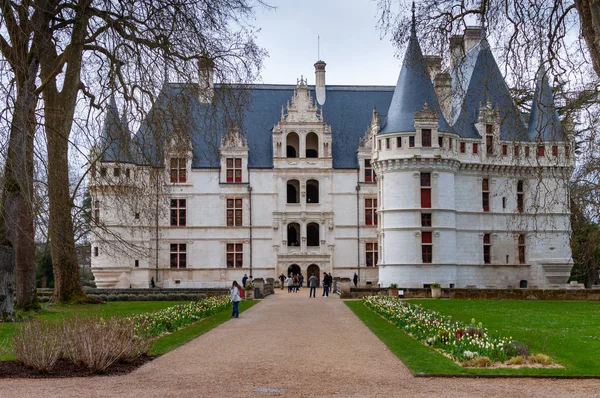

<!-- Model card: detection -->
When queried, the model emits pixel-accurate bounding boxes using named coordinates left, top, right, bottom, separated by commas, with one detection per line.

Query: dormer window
left=170, top=158, right=187, bottom=183
left=486, top=124, right=494, bottom=155
left=226, top=158, right=242, bottom=183
left=422, top=129, right=431, bottom=147
left=364, top=160, right=376, bottom=183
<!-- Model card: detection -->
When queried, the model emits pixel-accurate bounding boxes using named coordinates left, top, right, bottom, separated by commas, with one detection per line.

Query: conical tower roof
left=379, top=10, right=451, bottom=134
left=528, top=65, right=564, bottom=141
left=101, top=94, right=132, bottom=163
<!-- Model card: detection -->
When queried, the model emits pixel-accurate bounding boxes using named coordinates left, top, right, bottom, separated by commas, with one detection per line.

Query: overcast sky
left=253, top=0, right=402, bottom=86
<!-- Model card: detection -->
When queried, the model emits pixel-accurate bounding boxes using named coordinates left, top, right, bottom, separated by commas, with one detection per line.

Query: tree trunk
left=575, top=0, right=600, bottom=79
left=0, top=57, right=39, bottom=313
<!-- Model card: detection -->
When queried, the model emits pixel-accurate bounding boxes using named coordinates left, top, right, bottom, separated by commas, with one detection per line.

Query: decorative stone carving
left=220, top=126, right=248, bottom=150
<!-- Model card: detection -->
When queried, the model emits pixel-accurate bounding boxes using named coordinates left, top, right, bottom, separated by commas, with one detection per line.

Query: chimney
left=198, top=55, right=214, bottom=103
left=449, top=35, right=464, bottom=70
left=434, top=72, right=452, bottom=122
left=314, top=60, right=326, bottom=105
left=463, top=26, right=483, bottom=53
left=424, top=55, right=442, bottom=81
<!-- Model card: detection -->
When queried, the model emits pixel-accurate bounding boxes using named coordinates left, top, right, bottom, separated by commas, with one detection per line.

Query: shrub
left=195, top=294, right=207, bottom=300
left=62, top=316, right=149, bottom=373
left=106, top=294, right=118, bottom=302
left=508, top=355, right=525, bottom=365
left=13, top=320, right=62, bottom=373
left=510, top=341, right=530, bottom=357
left=463, top=356, right=493, bottom=368
left=529, top=353, right=553, bottom=365
left=37, top=296, right=50, bottom=303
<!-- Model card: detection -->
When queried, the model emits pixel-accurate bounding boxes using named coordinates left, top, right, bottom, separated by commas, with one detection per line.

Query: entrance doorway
left=306, top=264, right=320, bottom=287
left=287, top=264, right=300, bottom=277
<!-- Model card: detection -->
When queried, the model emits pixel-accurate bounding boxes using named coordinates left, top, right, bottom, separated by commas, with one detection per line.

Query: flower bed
left=363, top=296, right=520, bottom=363
left=128, top=296, right=230, bottom=339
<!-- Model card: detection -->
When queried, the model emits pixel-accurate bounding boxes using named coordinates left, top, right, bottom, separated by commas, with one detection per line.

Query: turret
left=314, top=60, right=326, bottom=106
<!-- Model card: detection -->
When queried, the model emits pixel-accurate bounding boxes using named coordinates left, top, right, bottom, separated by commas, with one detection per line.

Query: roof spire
left=411, top=1, right=416, bottom=37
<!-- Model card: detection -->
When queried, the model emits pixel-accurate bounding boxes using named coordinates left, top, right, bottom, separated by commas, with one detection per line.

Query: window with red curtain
left=473, top=143, right=479, bottom=154
left=365, top=198, right=377, bottom=226
left=537, top=146, right=545, bottom=157
left=460, top=142, right=466, bottom=153
left=422, top=129, right=432, bottom=147
left=364, top=159, right=376, bottom=182
left=170, top=199, right=186, bottom=226
left=422, top=231, right=432, bottom=263
left=226, top=158, right=242, bottom=182
left=170, top=243, right=187, bottom=268
left=482, top=179, right=490, bottom=212
left=525, top=146, right=530, bottom=157
left=552, top=145, right=558, bottom=157
left=226, top=243, right=243, bottom=268
left=420, top=172, right=431, bottom=208
left=483, top=234, right=491, bottom=264
left=514, top=145, right=519, bottom=157
left=366, top=243, right=378, bottom=267
left=226, top=199, right=243, bottom=226
left=502, top=145, right=507, bottom=156
left=170, top=158, right=187, bottom=183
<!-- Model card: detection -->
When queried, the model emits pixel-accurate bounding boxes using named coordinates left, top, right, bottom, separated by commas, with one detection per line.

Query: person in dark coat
left=242, top=274, right=248, bottom=287
left=322, top=272, right=330, bottom=297
left=353, top=273, right=358, bottom=287
left=279, top=274, right=286, bottom=290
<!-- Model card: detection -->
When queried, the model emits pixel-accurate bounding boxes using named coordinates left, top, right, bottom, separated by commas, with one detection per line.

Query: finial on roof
left=411, top=1, right=416, bottom=37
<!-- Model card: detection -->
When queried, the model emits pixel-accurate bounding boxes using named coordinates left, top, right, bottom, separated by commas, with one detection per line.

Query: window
left=482, top=178, right=490, bottom=212
left=287, top=179, right=300, bottom=203
left=486, top=124, right=493, bottom=155
left=517, top=180, right=524, bottom=213
left=438, top=136, right=443, bottom=148
left=364, top=160, right=376, bottom=182
left=483, top=234, right=491, bottom=264
left=226, top=158, right=242, bottom=183
left=502, top=197, right=507, bottom=209
left=93, top=200, right=100, bottom=223
left=135, top=212, right=140, bottom=220
left=420, top=172, right=431, bottom=208
left=226, top=243, right=243, bottom=268
left=386, top=138, right=390, bottom=149
left=227, top=199, right=243, bottom=226
left=134, top=260, right=139, bottom=268
left=421, top=213, right=432, bottom=227
left=525, top=146, right=530, bottom=157
left=396, top=137, right=402, bottom=148
left=307, top=223, right=320, bottom=246
left=287, top=132, right=299, bottom=158
left=460, top=142, right=466, bottom=153
left=287, top=223, right=300, bottom=246
left=100, top=167, right=107, bottom=177
left=170, top=158, right=187, bottom=183
left=306, top=132, right=319, bottom=158
left=502, top=145, right=507, bottom=156
left=514, top=146, right=520, bottom=157
left=377, top=140, right=382, bottom=150
left=422, top=231, right=432, bottom=263
left=94, top=246, right=98, bottom=257
left=170, top=199, right=186, bottom=226
left=125, top=169, right=130, bottom=178
left=518, top=234, right=526, bottom=264
left=114, top=167, right=120, bottom=177
left=366, top=243, right=378, bottom=267
left=473, top=143, right=479, bottom=154
left=449, top=138, right=453, bottom=149
left=170, top=243, right=187, bottom=268
left=306, top=179, right=319, bottom=203
left=409, top=136, right=415, bottom=148
left=365, top=198, right=378, bottom=226
left=537, top=146, right=545, bottom=157
left=422, top=129, right=431, bottom=147
left=552, top=145, right=558, bottom=157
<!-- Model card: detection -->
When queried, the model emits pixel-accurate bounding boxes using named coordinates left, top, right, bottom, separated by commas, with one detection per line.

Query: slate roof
left=378, top=27, right=452, bottom=134
left=527, top=65, right=565, bottom=141
left=101, top=95, right=134, bottom=163
left=450, top=40, right=528, bottom=140
left=121, top=84, right=394, bottom=169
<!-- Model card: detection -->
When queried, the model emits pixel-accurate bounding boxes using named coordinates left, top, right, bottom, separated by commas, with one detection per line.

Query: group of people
left=280, top=273, right=305, bottom=293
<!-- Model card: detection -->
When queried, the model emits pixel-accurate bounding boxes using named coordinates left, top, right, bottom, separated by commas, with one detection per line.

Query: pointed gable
left=379, top=28, right=451, bottom=134
left=450, top=40, right=527, bottom=140
left=528, top=66, right=565, bottom=141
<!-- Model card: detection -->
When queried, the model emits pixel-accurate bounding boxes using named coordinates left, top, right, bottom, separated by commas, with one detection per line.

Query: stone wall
left=340, top=287, right=600, bottom=300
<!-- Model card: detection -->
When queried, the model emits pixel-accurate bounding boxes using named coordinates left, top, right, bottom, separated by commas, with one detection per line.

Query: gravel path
left=0, top=291, right=598, bottom=397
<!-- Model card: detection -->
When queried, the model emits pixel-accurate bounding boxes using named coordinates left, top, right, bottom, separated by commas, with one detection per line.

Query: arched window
left=287, top=223, right=300, bottom=246
left=307, top=223, right=320, bottom=246
left=306, top=132, right=319, bottom=158
left=287, top=180, right=300, bottom=204
left=287, top=132, right=299, bottom=158
left=306, top=179, right=319, bottom=203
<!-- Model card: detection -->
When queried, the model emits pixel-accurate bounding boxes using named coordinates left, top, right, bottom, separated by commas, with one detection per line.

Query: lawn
left=0, top=300, right=258, bottom=361
left=347, top=299, right=600, bottom=376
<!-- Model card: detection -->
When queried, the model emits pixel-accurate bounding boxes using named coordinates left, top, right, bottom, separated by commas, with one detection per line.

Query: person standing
left=150, top=277, right=156, bottom=288
left=242, top=274, right=248, bottom=288
left=308, top=273, right=318, bottom=298
left=299, top=273, right=304, bottom=289
left=353, top=273, right=358, bottom=287
left=322, top=272, right=329, bottom=297
left=279, top=274, right=286, bottom=290
left=230, top=280, right=242, bottom=318
left=286, top=275, right=294, bottom=293
left=293, top=275, right=299, bottom=293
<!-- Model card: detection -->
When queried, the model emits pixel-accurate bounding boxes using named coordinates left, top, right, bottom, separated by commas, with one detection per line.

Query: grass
left=347, top=299, right=600, bottom=376
left=0, top=300, right=258, bottom=361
